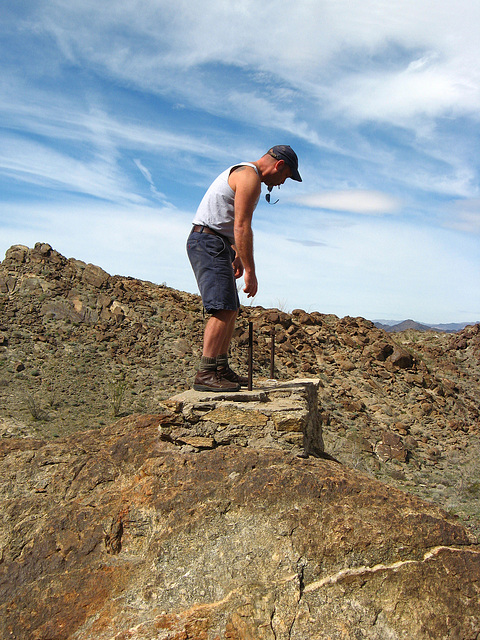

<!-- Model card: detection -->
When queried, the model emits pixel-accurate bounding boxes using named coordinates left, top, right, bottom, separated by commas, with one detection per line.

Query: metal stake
left=270, top=327, right=275, bottom=379
left=248, top=321, right=253, bottom=391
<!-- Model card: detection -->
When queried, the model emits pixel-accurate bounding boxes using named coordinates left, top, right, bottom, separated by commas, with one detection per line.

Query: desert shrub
left=108, top=371, right=129, bottom=417
left=24, top=392, right=47, bottom=421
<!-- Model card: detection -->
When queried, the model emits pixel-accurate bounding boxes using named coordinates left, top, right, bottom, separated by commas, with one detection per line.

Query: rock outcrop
left=1, top=243, right=480, bottom=638
left=1, top=412, right=479, bottom=640
left=166, top=379, right=324, bottom=457
left=1, top=243, right=479, bottom=529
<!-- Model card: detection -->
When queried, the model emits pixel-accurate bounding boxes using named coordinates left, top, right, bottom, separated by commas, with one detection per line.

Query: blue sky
left=1, top=1, right=479, bottom=324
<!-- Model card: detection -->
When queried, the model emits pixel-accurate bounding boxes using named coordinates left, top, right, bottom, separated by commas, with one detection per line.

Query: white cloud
left=295, top=190, right=402, bottom=215
left=331, top=59, right=480, bottom=125
left=445, top=198, right=480, bottom=233
left=0, top=91, right=220, bottom=158
left=25, top=0, right=480, bottom=129
left=133, top=159, right=170, bottom=203
left=0, top=135, right=144, bottom=204
left=0, top=94, right=231, bottom=201
left=5, top=1, right=480, bottom=184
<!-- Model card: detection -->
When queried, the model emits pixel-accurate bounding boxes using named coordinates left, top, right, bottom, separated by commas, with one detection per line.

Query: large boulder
left=0, top=413, right=478, bottom=640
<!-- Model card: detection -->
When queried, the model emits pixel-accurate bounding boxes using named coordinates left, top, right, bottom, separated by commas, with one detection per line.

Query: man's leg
left=202, top=309, right=238, bottom=358
left=194, top=309, right=241, bottom=392
left=211, top=310, right=248, bottom=386
left=187, top=231, right=242, bottom=391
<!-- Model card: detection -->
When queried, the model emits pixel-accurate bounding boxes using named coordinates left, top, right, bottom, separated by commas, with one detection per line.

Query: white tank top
left=192, top=162, right=259, bottom=244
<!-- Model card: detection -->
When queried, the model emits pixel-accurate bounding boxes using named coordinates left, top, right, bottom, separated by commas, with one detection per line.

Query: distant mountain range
left=373, top=319, right=479, bottom=333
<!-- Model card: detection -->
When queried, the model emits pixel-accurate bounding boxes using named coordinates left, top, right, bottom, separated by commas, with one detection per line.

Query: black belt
left=192, top=225, right=231, bottom=244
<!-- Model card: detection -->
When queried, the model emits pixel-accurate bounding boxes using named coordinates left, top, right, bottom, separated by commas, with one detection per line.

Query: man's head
left=267, top=145, right=302, bottom=182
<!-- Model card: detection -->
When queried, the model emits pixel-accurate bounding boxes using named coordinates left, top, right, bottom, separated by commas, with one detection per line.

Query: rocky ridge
left=1, top=242, right=480, bottom=638
left=1, top=243, right=479, bottom=534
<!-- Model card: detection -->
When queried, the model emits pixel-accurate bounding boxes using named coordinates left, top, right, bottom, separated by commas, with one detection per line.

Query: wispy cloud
left=29, top=1, right=480, bottom=126
left=295, top=190, right=402, bottom=215
left=0, top=134, right=142, bottom=204
left=288, top=239, right=329, bottom=248
left=330, top=51, right=480, bottom=125
left=445, top=198, right=480, bottom=233
left=133, top=159, right=170, bottom=204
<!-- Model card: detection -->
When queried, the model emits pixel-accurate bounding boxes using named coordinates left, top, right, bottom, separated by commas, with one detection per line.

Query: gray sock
left=199, top=356, right=217, bottom=371
left=216, top=353, right=228, bottom=368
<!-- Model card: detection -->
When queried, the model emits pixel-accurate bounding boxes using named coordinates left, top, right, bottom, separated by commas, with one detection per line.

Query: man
left=187, top=145, right=302, bottom=392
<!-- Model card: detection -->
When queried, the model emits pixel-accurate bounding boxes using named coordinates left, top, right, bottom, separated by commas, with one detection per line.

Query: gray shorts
left=187, top=230, right=240, bottom=313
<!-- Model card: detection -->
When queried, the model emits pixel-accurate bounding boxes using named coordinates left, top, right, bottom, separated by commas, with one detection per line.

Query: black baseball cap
left=268, top=145, right=302, bottom=182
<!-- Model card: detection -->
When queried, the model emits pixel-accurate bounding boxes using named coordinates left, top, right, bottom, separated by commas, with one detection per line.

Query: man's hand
left=232, top=255, right=244, bottom=279
left=243, top=269, right=258, bottom=298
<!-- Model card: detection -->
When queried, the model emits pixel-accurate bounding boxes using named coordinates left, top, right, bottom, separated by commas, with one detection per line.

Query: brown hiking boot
left=217, top=366, right=249, bottom=387
left=193, top=369, right=240, bottom=392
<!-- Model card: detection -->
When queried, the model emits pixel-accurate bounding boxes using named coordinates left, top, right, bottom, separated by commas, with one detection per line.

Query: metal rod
left=248, top=321, right=253, bottom=391
left=270, top=327, right=275, bottom=379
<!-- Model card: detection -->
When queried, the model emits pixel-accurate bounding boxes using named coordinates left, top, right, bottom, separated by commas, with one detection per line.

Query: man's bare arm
left=229, top=166, right=261, bottom=298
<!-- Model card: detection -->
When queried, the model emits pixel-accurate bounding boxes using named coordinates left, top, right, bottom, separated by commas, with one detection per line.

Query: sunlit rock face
left=1, top=411, right=478, bottom=640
